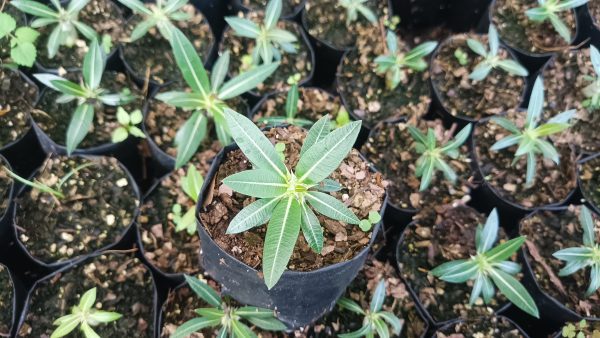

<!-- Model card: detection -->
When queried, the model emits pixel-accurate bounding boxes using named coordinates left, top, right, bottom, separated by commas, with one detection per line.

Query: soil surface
left=362, top=118, right=473, bottom=222
left=18, top=253, right=154, bottom=337
left=435, top=316, right=524, bottom=337
left=474, top=109, right=577, bottom=209
left=0, top=69, right=36, bottom=148
left=580, top=156, right=600, bottom=212
left=240, top=0, right=303, bottom=17
left=0, top=264, right=12, bottom=336
left=35, top=0, right=125, bottom=70
left=253, top=87, right=343, bottom=127
left=337, top=18, right=431, bottom=129
left=304, top=0, right=388, bottom=50
left=492, top=0, right=576, bottom=54
left=199, top=126, right=386, bottom=272
left=221, top=12, right=312, bottom=95
left=15, top=156, right=139, bottom=264
left=431, top=34, right=526, bottom=120
left=138, top=167, right=202, bottom=275
left=120, top=4, right=213, bottom=85
left=591, top=2, right=600, bottom=29
left=33, top=71, right=143, bottom=149
left=520, top=206, right=600, bottom=318
left=0, top=155, right=13, bottom=219
left=542, top=48, right=600, bottom=155
left=397, top=206, right=511, bottom=323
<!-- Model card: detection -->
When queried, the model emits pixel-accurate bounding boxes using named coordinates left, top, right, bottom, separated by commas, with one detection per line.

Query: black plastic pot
left=195, top=142, right=387, bottom=329
left=578, top=152, right=600, bottom=216
left=431, top=315, right=530, bottom=338
left=232, top=0, right=306, bottom=21
left=0, top=155, right=14, bottom=252
left=582, top=3, right=600, bottom=48
left=0, top=263, right=18, bottom=337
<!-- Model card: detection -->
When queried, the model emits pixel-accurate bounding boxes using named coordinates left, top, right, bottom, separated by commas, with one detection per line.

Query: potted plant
left=196, top=110, right=385, bottom=327
left=10, top=0, right=125, bottom=72
left=430, top=24, right=529, bottom=123
left=6, top=154, right=140, bottom=267
left=220, top=0, right=314, bottom=96
left=520, top=205, right=599, bottom=324
left=17, top=251, right=156, bottom=337
left=432, top=315, right=530, bottom=337
left=234, top=0, right=305, bottom=20
left=397, top=206, right=539, bottom=325
left=337, top=28, right=437, bottom=129
left=541, top=44, right=600, bottom=155
left=0, top=7, right=40, bottom=67
left=0, top=263, right=14, bottom=336
left=116, top=0, right=214, bottom=86
left=472, top=76, right=578, bottom=216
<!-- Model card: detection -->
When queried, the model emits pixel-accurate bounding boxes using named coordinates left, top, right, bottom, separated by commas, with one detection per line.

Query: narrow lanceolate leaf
left=586, top=264, right=600, bottom=296
left=117, top=0, right=153, bottom=15
left=488, top=268, right=539, bottom=318
left=246, top=316, right=287, bottom=331
left=67, top=0, right=90, bottom=14
left=51, top=80, right=87, bottom=97
left=195, top=308, right=225, bottom=319
left=300, top=115, right=330, bottom=156
left=10, top=0, right=58, bottom=19
left=66, top=104, right=94, bottom=155
left=418, top=156, right=435, bottom=192
left=305, top=191, right=360, bottom=224
left=155, top=91, right=204, bottom=109
left=477, top=208, right=499, bottom=253
left=225, top=16, right=261, bottom=38
left=378, top=312, right=403, bottom=335
left=131, top=18, right=157, bottom=41
left=580, top=205, right=596, bottom=247
left=47, top=25, right=61, bottom=58
left=87, top=311, right=122, bottom=323
left=300, top=203, right=323, bottom=253
left=170, top=27, right=210, bottom=97
left=370, top=280, right=386, bottom=313
left=553, top=247, right=595, bottom=261
left=373, top=318, right=390, bottom=338
left=231, top=320, right=257, bottom=338
left=50, top=316, right=80, bottom=338
left=296, top=121, right=361, bottom=184
left=263, top=196, right=302, bottom=289
left=235, top=306, right=275, bottom=319
left=264, top=0, right=282, bottom=30
left=184, top=275, right=222, bottom=307
left=430, top=259, right=470, bottom=277
left=484, top=236, right=526, bottom=262
left=211, top=50, right=230, bottom=92
left=223, top=169, right=287, bottom=198
left=217, top=62, right=279, bottom=100
left=170, top=317, right=221, bottom=338
left=467, top=38, right=487, bottom=56
left=174, top=111, right=207, bottom=169
left=80, top=322, right=100, bottom=338
left=79, top=288, right=96, bottom=311
left=526, top=77, right=545, bottom=127
left=491, top=116, right=520, bottom=134
left=83, top=39, right=104, bottom=89
left=337, top=298, right=365, bottom=315
left=316, top=178, right=342, bottom=192
left=490, top=134, right=521, bottom=151
left=470, top=273, right=485, bottom=305
left=558, top=259, right=590, bottom=276
left=182, top=165, right=203, bottom=202
left=591, top=45, right=600, bottom=75
left=285, top=84, right=299, bottom=119
left=494, top=261, right=522, bottom=275
left=227, top=197, right=280, bottom=234
left=224, top=109, right=287, bottom=178
left=434, top=260, right=478, bottom=283
left=441, top=124, right=472, bottom=152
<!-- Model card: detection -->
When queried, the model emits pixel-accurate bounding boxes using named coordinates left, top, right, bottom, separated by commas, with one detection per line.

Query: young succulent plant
left=0, top=11, right=39, bottom=67
left=525, top=0, right=588, bottom=43
left=117, top=0, right=192, bottom=41
left=156, top=27, right=278, bottom=168
left=111, top=107, right=145, bottom=143
left=11, top=0, right=97, bottom=58
left=454, top=47, right=468, bottom=66
left=51, top=288, right=122, bottom=338
left=172, top=165, right=204, bottom=235
left=34, top=39, right=135, bottom=154
left=489, top=76, right=575, bottom=186
left=172, top=275, right=286, bottom=338
left=374, top=30, right=437, bottom=90
left=582, top=45, right=600, bottom=110
left=221, top=110, right=369, bottom=289
left=553, top=205, right=600, bottom=297
left=407, top=123, right=472, bottom=191
left=224, top=0, right=298, bottom=64
left=258, top=74, right=312, bottom=128
left=337, top=280, right=404, bottom=338
left=466, top=25, right=528, bottom=81
left=431, top=208, right=539, bottom=318
left=338, top=0, right=377, bottom=26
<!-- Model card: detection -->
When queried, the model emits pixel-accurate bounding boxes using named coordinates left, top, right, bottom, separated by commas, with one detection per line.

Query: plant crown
left=117, top=0, right=192, bottom=42
left=525, top=0, right=588, bottom=43
left=111, top=107, right=145, bottom=143
left=0, top=11, right=39, bottom=67
left=173, top=165, right=204, bottom=235
left=338, top=0, right=377, bottom=26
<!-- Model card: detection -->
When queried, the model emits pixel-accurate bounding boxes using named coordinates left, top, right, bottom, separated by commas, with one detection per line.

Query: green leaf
left=285, top=83, right=299, bottom=119
left=385, top=30, right=398, bottom=54
left=0, top=13, right=16, bottom=39
left=558, top=259, right=591, bottom=276
left=526, top=77, right=544, bottom=128
left=477, top=208, right=499, bottom=253
left=497, top=59, right=529, bottom=77
left=227, top=197, right=280, bottom=234
left=116, top=107, right=130, bottom=125
left=164, top=0, right=188, bottom=13
left=46, top=25, right=61, bottom=58
left=211, top=50, right=230, bottom=92
left=491, top=116, right=520, bottom=134
left=373, top=318, right=390, bottom=338
left=246, top=316, right=287, bottom=331
left=224, top=109, right=288, bottom=178
left=481, top=274, right=496, bottom=303
left=484, top=236, right=526, bottom=262
left=469, top=273, right=485, bottom=305
left=553, top=247, right=595, bottom=261
left=370, top=280, right=386, bottom=313
left=547, top=109, right=576, bottom=124
left=418, top=156, right=435, bottom=191
left=83, top=39, right=105, bottom=89
left=231, top=320, right=257, bottom=338
left=66, top=104, right=94, bottom=155
left=580, top=205, right=596, bottom=247
left=337, top=297, right=365, bottom=315
left=296, top=121, right=361, bottom=184
left=117, top=0, right=153, bottom=15
left=169, top=27, right=210, bottom=97
left=434, top=158, right=457, bottom=183
left=377, top=312, right=403, bottom=335
left=300, top=202, right=323, bottom=253
left=50, top=315, right=80, bottom=338
left=316, top=178, right=342, bottom=192
left=494, top=261, right=522, bottom=275
left=490, top=134, right=522, bottom=151
left=225, top=16, right=260, bottom=38
left=264, top=0, right=282, bottom=30
left=586, top=264, right=600, bottom=296
left=51, top=79, right=88, bottom=97
left=182, top=165, right=203, bottom=202
left=131, top=18, right=157, bottom=41
left=14, top=26, right=39, bottom=43
left=488, top=268, right=539, bottom=318
left=467, top=38, right=487, bottom=56
left=469, top=62, right=493, bottom=81
left=10, top=41, right=37, bottom=67
left=174, top=111, right=208, bottom=169
left=67, top=0, right=90, bottom=14
left=87, top=310, right=122, bottom=323
left=217, top=62, right=279, bottom=100
left=590, top=45, right=600, bottom=76
left=78, top=288, right=96, bottom=311
left=359, top=219, right=371, bottom=231
left=549, top=13, right=571, bottom=42
left=368, top=210, right=382, bottom=224
left=404, top=41, right=437, bottom=61
left=305, top=191, right=360, bottom=224
left=432, top=260, right=478, bottom=283
left=10, top=0, right=58, bottom=19
left=537, top=139, right=560, bottom=164
left=171, top=317, right=221, bottom=338
left=80, top=322, right=100, bottom=338
left=488, top=24, right=499, bottom=56
left=525, top=152, right=537, bottom=187
left=300, top=115, right=331, bottom=156
left=534, top=123, right=571, bottom=137
left=223, top=169, right=287, bottom=198
left=184, top=275, right=222, bottom=308
left=195, top=308, right=224, bottom=319
left=441, top=123, right=472, bottom=152
left=155, top=91, right=204, bottom=109
left=30, top=17, right=58, bottom=28
left=356, top=4, right=377, bottom=23
left=266, top=28, right=297, bottom=43
left=73, top=21, right=97, bottom=41
left=235, top=306, right=275, bottom=319
left=263, top=196, right=302, bottom=289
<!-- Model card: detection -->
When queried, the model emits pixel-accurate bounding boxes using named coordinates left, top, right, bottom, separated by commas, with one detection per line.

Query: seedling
left=51, top=287, right=122, bottom=338
left=111, top=107, right=145, bottom=143
left=225, top=0, right=298, bottom=64
left=171, top=275, right=286, bottom=338
left=374, top=30, right=437, bottom=90
left=222, top=110, right=369, bottom=288
left=172, top=165, right=204, bottom=235
left=561, top=320, right=600, bottom=338
left=258, top=74, right=312, bottom=127
left=337, top=280, right=403, bottom=338
left=11, top=0, right=97, bottom=58
left=407, top=123, right=472, bottom=191
left=0, top=12, right=39, bottom=67
left=553, top=205, right=600, bottom=297
left=117, top=0, right=192, bottom=41
left=490, top=76, right=575, bottom=186
left=582, top=45, right=600, bottom=110
left=431, top=208, right=540, bottom=318
left=34, top=39, right=135, bottom=154
left=467, top=25, right=528, bottom=81
left=156, top=28, right=278, bottom=168
left=454, top=47, right=468, bottom=66
left=338, top=0, right=377, bottom=26
left=525, top=0, right=588, bottom=43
